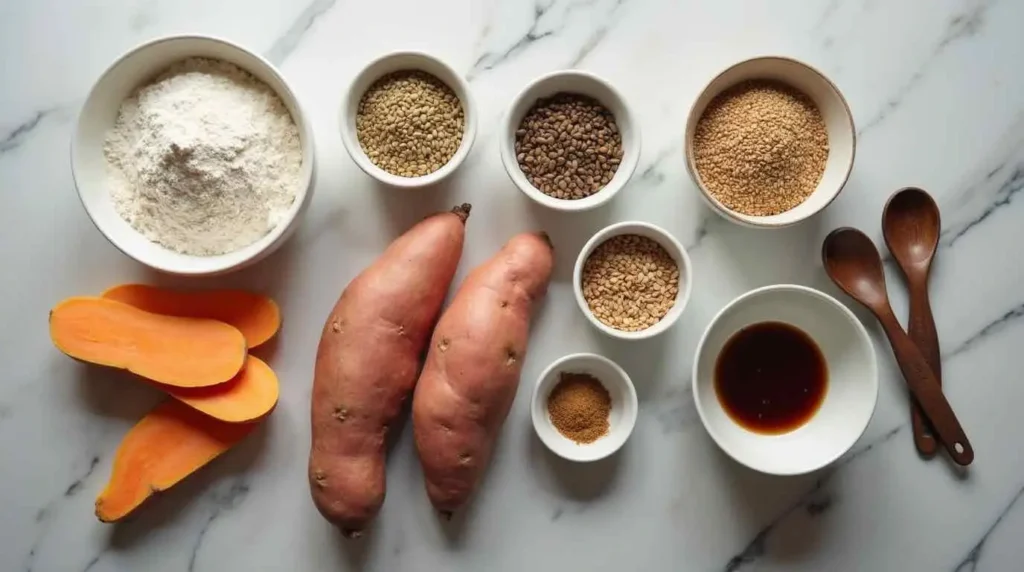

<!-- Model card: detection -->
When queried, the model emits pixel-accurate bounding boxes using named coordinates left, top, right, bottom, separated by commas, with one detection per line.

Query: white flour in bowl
left=104, top=57, right=302, bottom=256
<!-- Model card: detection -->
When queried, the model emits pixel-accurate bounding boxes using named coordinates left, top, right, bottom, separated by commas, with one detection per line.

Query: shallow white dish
left=500, top=70, right=640, bottom=212
left=684, top=56, right=855, bottom=228
left=692, top=284, right=878, bottom=476
left=338, top=51, right=477, bottom=188
left=71, top=34, right=316, bottom=276
left=573, top=221, right=693, bottom=340
left=532, top=353, right=638, bottom=463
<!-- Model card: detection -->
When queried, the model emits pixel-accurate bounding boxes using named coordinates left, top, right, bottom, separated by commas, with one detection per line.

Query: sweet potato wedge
left=95, top=399, right=255, bottom=522
left=49, top=297, right=246, bottom=388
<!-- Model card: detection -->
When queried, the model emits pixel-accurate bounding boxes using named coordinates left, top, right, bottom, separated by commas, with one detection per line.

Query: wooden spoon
left=883, top=187, right=943, bottom=458
left=822, top=227, right=973, bottom=466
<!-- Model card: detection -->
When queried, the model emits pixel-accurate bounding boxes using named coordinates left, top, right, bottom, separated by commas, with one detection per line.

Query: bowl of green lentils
left=339, top=51, right=477, bottom=188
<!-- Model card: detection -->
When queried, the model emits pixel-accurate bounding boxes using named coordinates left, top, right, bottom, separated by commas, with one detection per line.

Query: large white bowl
left=684, top=56, right=855, bottom=228
left=532, top=353, right=638, bottom=463
left=500, top=70, right=640, bottom=212
left=692, top=285, right=878, bottom=476
left=71, top=35, right=316, bottom=276
left=338, top=51, right=477, bottom=188
left=573, top=221, right=693, bottom=340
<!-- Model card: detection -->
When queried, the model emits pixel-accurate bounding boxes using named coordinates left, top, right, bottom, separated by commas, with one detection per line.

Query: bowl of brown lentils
left=574, top=221, right=693, bottom=340
left=501, top=70, right=640, bottom=212
left=684, top=56, right=855, bottom=228
left=340, top=51, right=477, bottom=188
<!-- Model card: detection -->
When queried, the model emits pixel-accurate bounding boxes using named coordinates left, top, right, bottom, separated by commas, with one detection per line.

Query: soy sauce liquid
left=714, top=321, right=828, bottom=434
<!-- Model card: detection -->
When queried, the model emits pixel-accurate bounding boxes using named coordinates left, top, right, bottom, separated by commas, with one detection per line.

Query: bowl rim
left=531, top=352, right=638, bottom=462
left=573, top=221, right=693, bottom=340
left=69, top=33, right=316, bottom=276
left=691, top=283, right=879, bottom=476
left=337, top=50, right=478, bottom=189
left=683, top=55, right=856, bottom=229
left=499, top=69, right=640, bottom=213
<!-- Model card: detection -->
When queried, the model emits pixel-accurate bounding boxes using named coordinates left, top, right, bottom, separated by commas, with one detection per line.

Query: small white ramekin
left=532, top=353, right=638, bottom=463
left=500, top=70, right=640, bottom=212
left=684, top=56, right=855, bottom=228
left=573, top=221, right=693, bottom=340
left=71, top=34, right=316, bottom=276
left=338, top=51, right=477, bottom=188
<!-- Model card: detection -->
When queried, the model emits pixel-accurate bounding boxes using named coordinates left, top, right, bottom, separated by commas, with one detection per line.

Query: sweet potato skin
left=412, top=232, right=554, bottom=515
left=309, top=205, right=470, bottom=536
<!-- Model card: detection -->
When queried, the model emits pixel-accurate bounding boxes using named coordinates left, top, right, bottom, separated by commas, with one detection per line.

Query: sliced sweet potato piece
left=49, top=297, right=246, bottom=388
left=160, top=356, right=279, bottom=423
left=95, top=399, right=256, bottom=522
left=102, top=284, right=280, bottom=348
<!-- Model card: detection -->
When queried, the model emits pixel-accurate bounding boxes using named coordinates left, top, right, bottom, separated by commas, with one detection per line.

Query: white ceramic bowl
left=532, top=353, right=638, bottom=462
left=500, top=70, right=640, bottom=212
left=71, top=35, right=316, bottom=276
left=339, top=51, right=477, bottom=188
left=684, top=56, right=855, bottom=228
left=573, top=221, right=693, bottom=340
left=693, top=285, right=878, bottom=476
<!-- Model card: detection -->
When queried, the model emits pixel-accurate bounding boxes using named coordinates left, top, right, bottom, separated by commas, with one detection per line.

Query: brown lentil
left=581, top=234, right=679, bottom=332
left=547, top=372, right=611, bottom=444
left=515, top=93, right=622, bottom=200
left=356, top=70, right=464, bottom=177
left=693, top=80, right=829, bottom=216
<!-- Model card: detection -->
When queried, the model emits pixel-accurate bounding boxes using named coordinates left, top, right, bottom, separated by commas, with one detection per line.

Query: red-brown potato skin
left=309, top=205, right=470, bottom=536
left=412, top=232, right=554, bottom=515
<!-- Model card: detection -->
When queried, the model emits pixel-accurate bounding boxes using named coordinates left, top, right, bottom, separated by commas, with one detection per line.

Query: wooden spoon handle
left=908, top=277, right=942, bottom=457
left=878, top=311, right=972, bottom=466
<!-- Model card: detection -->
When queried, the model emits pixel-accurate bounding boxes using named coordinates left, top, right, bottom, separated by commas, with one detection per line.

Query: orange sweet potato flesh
left=102, top=284, right=280, bottom=348
left=413, top=232, right=554, bottom=516
left=309, top=204, right=470, bottom=537
left=159, top=356, right=279, bottom=423
left=49, top=297, right=247, bottom=388
left=95, top=399, right=256, bottom=522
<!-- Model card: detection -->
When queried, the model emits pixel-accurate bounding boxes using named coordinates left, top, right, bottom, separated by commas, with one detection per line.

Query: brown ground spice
left=692, top=80, right=829, bottom=216
left=547, top=372, right=611, bottom=444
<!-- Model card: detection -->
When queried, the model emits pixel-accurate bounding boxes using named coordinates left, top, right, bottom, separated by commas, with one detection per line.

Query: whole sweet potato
left=412, top=232, right=554, bottom=515
left=309, top=204, right=470, bottom=537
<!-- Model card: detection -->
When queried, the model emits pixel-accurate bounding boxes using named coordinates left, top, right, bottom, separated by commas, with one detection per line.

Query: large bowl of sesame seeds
left=500, top=70, right=640, bottom=212
left=684, top=56, right=855, bottom=228
left=573, top=221, right=693, bottom=340
left=339, top=51, right=477, bottom=188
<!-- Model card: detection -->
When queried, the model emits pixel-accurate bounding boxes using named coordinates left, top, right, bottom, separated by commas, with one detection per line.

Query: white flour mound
left=104, top=57, right=302, bottom=256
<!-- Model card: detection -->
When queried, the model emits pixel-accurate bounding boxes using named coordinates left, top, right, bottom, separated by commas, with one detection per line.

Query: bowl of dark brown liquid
left=693, top=285, right=878, bottom=476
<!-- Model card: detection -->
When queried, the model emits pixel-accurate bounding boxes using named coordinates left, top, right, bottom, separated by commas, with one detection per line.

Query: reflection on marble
left=3, top=0, right=1024, bottom=570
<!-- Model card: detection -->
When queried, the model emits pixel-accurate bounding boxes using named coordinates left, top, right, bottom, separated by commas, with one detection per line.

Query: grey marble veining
left=3, top=0, right=1024, bottom=570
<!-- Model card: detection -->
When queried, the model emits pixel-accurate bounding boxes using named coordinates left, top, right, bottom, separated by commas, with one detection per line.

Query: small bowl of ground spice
left=531, top=353, right=638, bottom=462
left=500, top=70, right=640, bottom=212
left=684, top=56, right=855, bottom=228
left=574, top=221, right=693, bottom=340
left=339, top=51, right=477, bottom=188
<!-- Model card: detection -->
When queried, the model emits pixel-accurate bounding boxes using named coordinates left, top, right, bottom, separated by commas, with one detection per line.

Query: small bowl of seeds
left=574, top=221, right=693, bottom=340
left=531, top=353, right=638, bottom=463
left=684, top=56, right=855, bottom=228
left=500, top=70, right=640, bottom=212
left=339, top=51, right=477, bottom=188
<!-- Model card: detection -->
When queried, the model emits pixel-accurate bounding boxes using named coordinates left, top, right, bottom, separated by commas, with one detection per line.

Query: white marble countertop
left=3, top=0, right=1024, bottom=570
